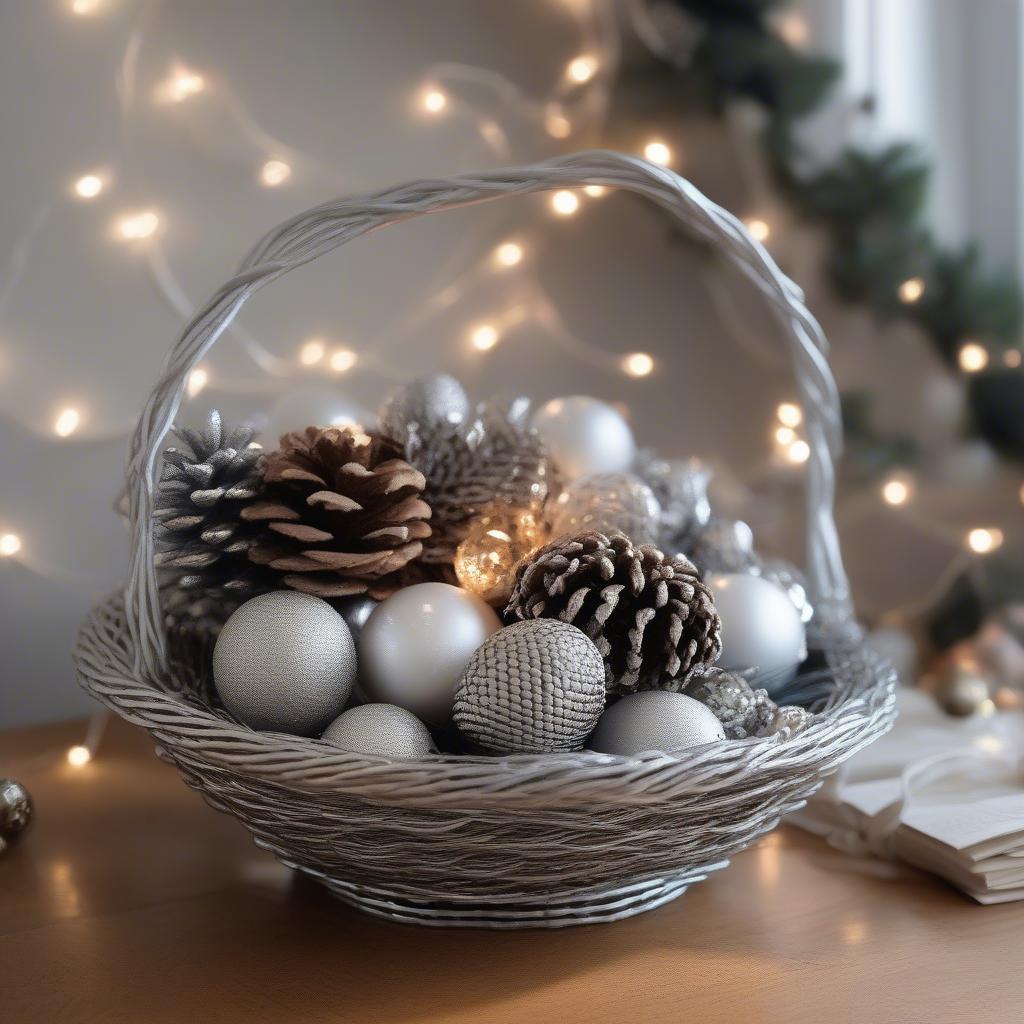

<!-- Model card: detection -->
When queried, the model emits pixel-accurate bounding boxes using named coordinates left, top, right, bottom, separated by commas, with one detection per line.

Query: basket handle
left=125, top=149, right=852, bottom=678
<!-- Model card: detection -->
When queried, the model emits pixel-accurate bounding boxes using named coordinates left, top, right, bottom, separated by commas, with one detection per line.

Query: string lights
left=156, top=65, right=206, bottom=104
left=967, top=528, right=1004, bottom=555
left=299, top=339, right=326, bottom=366
left=66, top=745, right=92, bottom=767
left=260, top=159, right=292, bottom=187
left=898, top=277, right=925, bottom=303
left=329, top=348, right=358, bottom=373
left=642, top=140, right=672, bottom=166
left=116, top=210, right=159, bottom=240
left=470, top=323, right=500, bottom=351
left=958, top=341, right=988, bottom=373
left=493, top=241, right=524, bottom=267
left=73, top=174, right=105, bottom=200
left=565, top=55, right=598, bottom=84
left=0, top=533, right=22, bottom=557
left=421, top=87, right=448, bottom=114
left=746, top=218, right=770, bottom=243
left=53, top=408, right=81, bottom=438
left=187, top=367, right=209, bottom=398
left=550, top=190, right=580, bottom=216
left=621, top=352, right=654, bottom=377
left=881, top=476, right=912, bottom=507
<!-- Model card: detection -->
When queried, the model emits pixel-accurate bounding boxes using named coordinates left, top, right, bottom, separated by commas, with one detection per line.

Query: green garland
left=615, top=0, right=1024, bottom=466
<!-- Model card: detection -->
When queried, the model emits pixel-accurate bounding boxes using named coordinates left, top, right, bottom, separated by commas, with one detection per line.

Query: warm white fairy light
left=1020, top=481, right=1024, bottom=506
left=775, top=425, right=796, bottom=446
left=566, top=55, right=598, bottom=84
left=67, top=745, right=92, bottom=767
left=967, top=528, right=1003, bottom=554
left=746, top=218, right=770, bottom=242
left=881, top=477, right=911, bottom=506
left=299, top=339, right=325, bottom=366
left=187, top=367, right=209, bottom=398
left=583, top=185, right=607, bottom=198
left=958, top=341, right=989, bottom=373
left=116, top=210, right=159, bottom=240
left=643, top=140, right=672, bottom=166
left=787, top=439, right=811, bottom=464
left=260, top=159, right=291, bottom=187
left=157, top=66, right=206, bottom=104
left=493, top=242, right=523, bottom=268
left=776, top=12, right=809, bottom=47
left=544, top=107, right=572, bottom=139
left=54, top=408, right=81, bottom=437
left=421, top=87, right=447, bottom=114
left=550, top=190, right=579, bottom=216
left=1004, top=349, right=1022, bottom=368
left=622, top=352, right=654, bottom=377
left=898, top=277, right=925, bottom=303
left=73, top=173, right=104, bottom=199
left=69, top=0, right=101, bottom=14
left=329, top=348, right=357, bottom=373
left=470, top=323, right=499, bottom=351
left=776, top=401, right=803, bottom=428
left=0, top=533, right=22, bottom=557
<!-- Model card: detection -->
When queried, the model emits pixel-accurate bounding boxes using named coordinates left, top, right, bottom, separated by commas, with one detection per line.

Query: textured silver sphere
left=359, top=583, right=501, bottom=728
left=0, top=779, right=33, bottom=843
left=588, top=692, right=725, bottom=756
left=454, top=619, right=606, bottom=754
left=709, top=573, right=806, bottom=695
left=377, top=373, right=470, bottom=444
left=633, top=452, right=712, bottom=543
left=531, top=396, right=635, bottom=480
left=321, top=704, right=436, bottom=758
left=213, top=591, right=356, bottom=735
left=549, top=472, right=661, bottom=544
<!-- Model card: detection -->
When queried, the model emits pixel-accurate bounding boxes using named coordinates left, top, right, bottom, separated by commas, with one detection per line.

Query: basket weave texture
left=74, top=151, right=897, bottom=928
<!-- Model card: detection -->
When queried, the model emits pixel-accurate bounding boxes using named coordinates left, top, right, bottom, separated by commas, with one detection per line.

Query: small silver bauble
left=755, top=560, right=814, bottom=625
left=549, top=472, right=661, bottom=544
left=633, top=452, right=712, bottom=542
left=531, top=396, right=635, bottom=481
left=377, top=373, right=470, bottom=444
left=321, top=704, right=437, bottom=758
left=335, top=595, right=379, bottom=640
left=588, top=691, right=725, bottom=756
left=933, top=663, right=993, bottom=717
left=262, top=387, right=371, bottom=445
left=686, top=518, right=757, bottom=573
left=359, top=582, right=501, bottom=728
left=709, top=572, right=807, bottom=695
left=0, top=779, right=33, bottom=849
left=453, top=619, right=606, bottom=754
left=213, top=591, right=357, bottom=735
left=682, top=667, right=777, bottom=739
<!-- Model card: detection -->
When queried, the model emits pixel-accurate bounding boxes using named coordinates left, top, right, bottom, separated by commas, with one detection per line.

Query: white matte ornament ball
left=589, top=692, right=725, bottom=755
left=710, top=572, right=807, bottom=695
left=213, top=591, right=357, bottom=735
left=359, top=583, right=501, bottom=728
left=531, top=396, right=635, bottom=480
left=321, top=704, right=436, bottom=758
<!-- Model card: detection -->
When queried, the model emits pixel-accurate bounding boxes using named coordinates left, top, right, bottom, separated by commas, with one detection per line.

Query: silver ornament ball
left=454, top=619, right=606, bottom=754
left=377, top=373, right=470, bottom=444
left=709, top=572, right=807, bottom=695
left=686, top=518, right=757, bottom=573
left=213, top=591, right=357, bottom=735
left=934, top=663, right=993, bottom=717
left=359, top=583, right=501, bottom=728
left=0, top=779, right=33, bottom=844
left=531, top=396, right=635, bottom=481
left=321, top=704, right=436, bottom=758
left=549, top=472, right=661, bottom=544
left=588, top=691, right=725, bottom=756
left=634, top=452, right=712, bottom=543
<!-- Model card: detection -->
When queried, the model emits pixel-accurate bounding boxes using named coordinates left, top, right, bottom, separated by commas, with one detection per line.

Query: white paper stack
left=790, top=687, right=1024, bottom=903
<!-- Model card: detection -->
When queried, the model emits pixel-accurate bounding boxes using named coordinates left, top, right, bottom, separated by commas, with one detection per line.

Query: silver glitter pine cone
left=453, top=619, right=606, bottom=754
left=154, top=409, right=269, bottom=604
left=505, top=530, right=722, bottom=694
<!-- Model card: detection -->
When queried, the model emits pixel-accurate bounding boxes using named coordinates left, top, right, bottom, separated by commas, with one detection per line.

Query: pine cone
left=154, top=409, right=269, bottom=603
left=242, top=426, right=431, bottom=598
left=403, top=395, right=554, bottom=569
left=505, top=530, right=722, bottom=693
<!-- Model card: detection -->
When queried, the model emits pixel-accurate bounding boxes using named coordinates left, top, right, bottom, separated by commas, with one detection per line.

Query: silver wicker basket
left=74, top=151, right=897, bottom=929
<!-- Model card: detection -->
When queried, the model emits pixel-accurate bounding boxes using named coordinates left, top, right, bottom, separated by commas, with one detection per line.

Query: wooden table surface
left=2, top=716, right=1022, bottom=1024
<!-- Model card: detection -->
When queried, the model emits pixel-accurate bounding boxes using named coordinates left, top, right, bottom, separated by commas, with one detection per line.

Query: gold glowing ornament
left=454, top=503, right=549, bottom=606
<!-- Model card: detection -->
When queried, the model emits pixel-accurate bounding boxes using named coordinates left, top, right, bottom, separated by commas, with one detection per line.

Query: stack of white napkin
left=790, top=687, right=1024, bottom=903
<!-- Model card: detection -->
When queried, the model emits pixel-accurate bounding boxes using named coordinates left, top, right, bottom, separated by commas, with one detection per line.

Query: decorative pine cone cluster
left=242, top=426, right=431, bottom=598
left=505, top=530, right=722, bottom=693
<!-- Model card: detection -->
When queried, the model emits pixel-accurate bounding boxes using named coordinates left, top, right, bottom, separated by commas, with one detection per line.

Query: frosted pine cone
left=403, top=395, right=554, bottom=570
left=505, top=530, right=722, bottom=693
left=154, top=409, right=269, bottom=603
left=242, top=426, right=431, bottom=598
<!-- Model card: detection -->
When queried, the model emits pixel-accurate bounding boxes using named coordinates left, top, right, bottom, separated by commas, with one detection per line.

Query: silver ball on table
left=934, top=663, right=994, bottom=717
left=0, top=779, right=33, bottom=852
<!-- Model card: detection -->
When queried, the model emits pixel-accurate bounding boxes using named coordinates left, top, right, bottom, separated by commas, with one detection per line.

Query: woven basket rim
left=75, top=592, right=897, bottom=807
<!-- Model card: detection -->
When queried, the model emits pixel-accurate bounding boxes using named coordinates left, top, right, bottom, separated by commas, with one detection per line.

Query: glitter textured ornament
left=321, top=703, right=436, bottom=758
left=213, top=591, right=357, bottom=735
left=633, top=452, right=712, bottom=548
left=454, top=500, right=548, bottom=606
left=549, top=473, right=661, bottom=544
left=686, top=518, right=757, bottom=573
left=454, top=619, right=606, bottom=754
left=588, top=691, right=724, bottom=755
left=682, top=667, right=779, bottom=739
left=0, top=779, right=33, bottom=852
left=377, top=373, right=470, bottom=446
left=531, top=396, right=635, bottom=480
left=506, top=530, right=721, bottom=693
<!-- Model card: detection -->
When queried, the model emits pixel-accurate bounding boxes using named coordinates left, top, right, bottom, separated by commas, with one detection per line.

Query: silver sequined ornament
left=633, top=452, right=712, bottom=548
left=681, top=667, right=777, bottom=739
left=685, top=518, right=757, bottom=573
left=377, top=373, right=470, bottom=445
left=0, top=779, right=33, bottom=853
left=453, top=619, right=606, bottom=754
left=549, top=472, right=661, bottom=544
left=321, top=704, right=436, bottom=758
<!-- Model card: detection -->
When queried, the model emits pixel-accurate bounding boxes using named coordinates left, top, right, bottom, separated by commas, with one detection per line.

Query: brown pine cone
left=505, top=530, right=722, bottom=693
left=242, top=426, right=431, bottom=598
